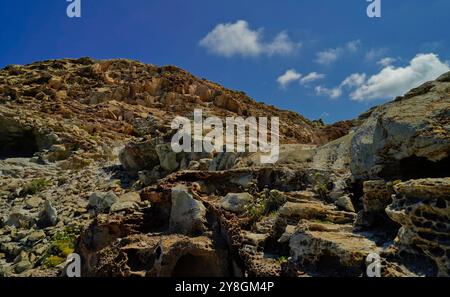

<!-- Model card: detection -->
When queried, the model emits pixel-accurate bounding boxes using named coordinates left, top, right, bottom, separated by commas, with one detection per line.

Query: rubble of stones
left=0, top=58, right=448, bottom=277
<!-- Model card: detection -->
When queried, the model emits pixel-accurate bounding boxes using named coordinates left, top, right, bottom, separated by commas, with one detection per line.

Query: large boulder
left=213, top=94, right=242, bottom=114
left=219, top=193, right=253, bottom=214
left=119, top=139, right=160, bottom=174
left=350, top=74, right=450, bottom=180
left=169, top=185, right=206, bottom=235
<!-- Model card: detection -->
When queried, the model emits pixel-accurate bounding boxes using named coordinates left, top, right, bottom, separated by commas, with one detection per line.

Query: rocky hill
left=0, top=58, right=448, bottom=277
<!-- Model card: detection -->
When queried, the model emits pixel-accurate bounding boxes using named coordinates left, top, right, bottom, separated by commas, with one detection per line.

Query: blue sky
left=1, top=0, right=449, bottom=123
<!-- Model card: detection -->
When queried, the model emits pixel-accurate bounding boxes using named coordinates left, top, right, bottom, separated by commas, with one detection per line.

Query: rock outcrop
left=350, top=75, right=450, bottom=181
left=386, top=178, right=450, bottom=276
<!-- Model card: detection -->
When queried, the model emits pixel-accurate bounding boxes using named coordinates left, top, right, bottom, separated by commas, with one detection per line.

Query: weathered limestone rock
left=356, top=180, right=395, bottom=228
left=24, top=196, right=43, bottom=209
left=386, top=178, right=450, bottom=276
left=118, top=192, right=141, bottom=203
left=214, top=94, right=242, bottom=114
left=279, top=201, right=356, bottom=224
left=27, top=230, right=46, bottom=244
left=289, top=221, right=380, bottom=276
left=83, top=234, right=229, bottom=277
left=169, top=185, right=206, bottom=235
left=119, top=140, right=160, bottom=173
left=362, top=180, right=394, bottom=213
left=1, top=58, right=447, bottom=278
left=219, top=193, right=253, bottom=214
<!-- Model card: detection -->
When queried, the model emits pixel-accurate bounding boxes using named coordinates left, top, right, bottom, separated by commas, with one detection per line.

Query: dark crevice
left=380, top=155, right=450, bottom=181
left=171, top=253, right=224, bottom=277
left=0, top=129, right=39, bottom=159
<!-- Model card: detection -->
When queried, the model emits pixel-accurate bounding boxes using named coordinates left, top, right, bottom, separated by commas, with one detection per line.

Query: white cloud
left=351, top=53, right=449, bottom=101
left=377, top=57, right=396, bottom=67
left=314, top=73, right=364, bottom=99
left=346, top=40, right=361, bottom=52
left=316, top=49, right=340, bottom=65
left=365, top=48, right=388, bottom=61
left=341, top=73, right=366, bottom=88
left=316, top=40, right=360, bottom=65
left=315, top=86, right=342, bottom=99
left=300, top=72, right=325, bottom=85
left=315, top=53, right=449, bottom=101
left=199, top=20, right=299, bottom=58
left=277, top=69, right=302, bottom=88
left=265, top=31, right=299, bottom=56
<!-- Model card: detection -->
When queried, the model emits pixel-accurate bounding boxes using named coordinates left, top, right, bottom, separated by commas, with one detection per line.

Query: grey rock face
left=169, top=184, right=206, bottom=235
left=350, top=75, right=450, bottom=180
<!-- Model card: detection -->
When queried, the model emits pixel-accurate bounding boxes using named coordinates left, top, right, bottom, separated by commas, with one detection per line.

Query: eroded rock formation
left=0, top=58, right=448, bottom=277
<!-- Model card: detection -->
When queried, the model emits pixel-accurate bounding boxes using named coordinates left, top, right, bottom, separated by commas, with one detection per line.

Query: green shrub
left=22, top=178, right=50, bottom=196
left=43, top=226, right=80, bottom=268
left=265, top=190, right=287, bottom=213
left=276, top=256, right=288, bottom=264
left=245, top=190, right=287, bottom=222
left=312, top=172, right=330, bottom=200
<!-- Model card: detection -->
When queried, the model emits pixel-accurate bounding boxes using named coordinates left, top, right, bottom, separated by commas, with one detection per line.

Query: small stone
left=278, top=225, right=296, bottom=244
left=14, top=250, right=29, bottom=264
left=198, top=159, right=212, bottom=171
left=47, top=144, right=69, bottom=161
left=27, top=230, right=46, bottom=244
left=33, top=244, right=48, bottom=255
left=38, top=200, right=58, bottom=227
left=25, top=196, right=43, bottom=209
left=14, top=260, right=32, bottom=274
left=11, top=230, right=29, bottom=241
left=88, top=191, right=119, bottom=213
left=335, top=195, right=355, bottom=212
